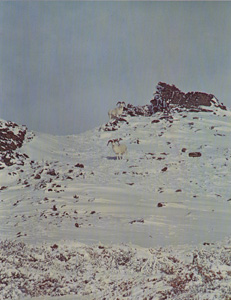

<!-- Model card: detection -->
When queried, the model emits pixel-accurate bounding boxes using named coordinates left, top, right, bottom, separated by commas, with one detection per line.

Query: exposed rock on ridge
left=151, top=82, right=227, bottom=112
left=101, top=82, right=227, bottom=132
left=0, top=119, right=33, bottom=167
left=0, top=121, right=27, bottom=152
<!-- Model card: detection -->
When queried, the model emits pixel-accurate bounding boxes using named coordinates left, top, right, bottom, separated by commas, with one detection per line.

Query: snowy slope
left=0, top=105, right=231, bottom=299
left=1, top=107, right=231, bottom=247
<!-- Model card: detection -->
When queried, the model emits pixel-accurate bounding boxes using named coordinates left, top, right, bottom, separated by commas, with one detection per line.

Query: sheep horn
left=107, top=140, right=113, bottom=146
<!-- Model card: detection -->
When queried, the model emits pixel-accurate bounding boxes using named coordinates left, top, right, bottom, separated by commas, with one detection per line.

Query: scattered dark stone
left=176, top=189, right=182, bottom=192
left=161, top=167, right=168, bottom=172
left=52, top=205, right=57, bottom=211
left=34, top=174, right=41, bottom=180
left=157, top=202, right=165, bottom=207
left=203, top=242, right=214, bottom=246
left=189, top=152, right=202, bottom=157
left=0, top=186, right=8, bottom=190
left=151, top=120, right=160, bottom=123
left=182, top=148, right=187, bottom=153
left=47, top=169, right=56, bottom=176
left=56, top=253, right=68, bottom=262
left=90, top=211, right=96, bottom=214
left=124, top=104, right=153, bottom=117
left=75, top=163, right=84, bottom=168
left=51, top=244, right=58, bottom=250
left=75, top=223, right=80, bottom=228
left=129, top=218, right=144, bottom=224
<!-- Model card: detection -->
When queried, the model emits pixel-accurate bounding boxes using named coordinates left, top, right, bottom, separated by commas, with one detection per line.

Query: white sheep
left=107, top=139, right=127, bottom=160
left=108, top=102, right=125, bottom=120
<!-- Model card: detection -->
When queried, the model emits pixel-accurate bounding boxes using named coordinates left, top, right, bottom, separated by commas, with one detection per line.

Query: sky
left=1, top=1, right=231, bottom=135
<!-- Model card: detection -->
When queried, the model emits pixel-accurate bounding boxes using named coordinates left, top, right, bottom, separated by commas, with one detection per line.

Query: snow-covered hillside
left=1, top=84, right=231, bottom=299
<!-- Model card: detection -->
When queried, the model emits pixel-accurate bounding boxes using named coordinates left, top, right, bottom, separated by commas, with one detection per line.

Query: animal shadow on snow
left=106, top=156, right=128, bottom=161
left=106, top=156, right=118, bottom=160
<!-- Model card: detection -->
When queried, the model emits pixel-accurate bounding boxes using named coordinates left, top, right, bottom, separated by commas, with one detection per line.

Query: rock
left=0, top=120, right=30, bottom=166
left=52, top=205, right=57, bottom=211
left=124, top=104, right=153, bottom=117
left=50, top=244, right=58, bottom=250
left=75, top=163, right=84, bottom=168
left=101, top=82, right=226, bottom=131
left=0, top=121, right=27, bottom=152
left=157, top=202, right=165, bottom=207
left=47, top=169, right=56, bottom=176
left=129, top=218, right=144, bottom=224
left=151, top=82, right=226, bottom=112
left=189, top=152, right=202, bottom=157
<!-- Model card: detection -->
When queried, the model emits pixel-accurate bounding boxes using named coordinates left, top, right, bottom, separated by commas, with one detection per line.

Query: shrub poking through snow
left=0, top=239, right=231, bottom=299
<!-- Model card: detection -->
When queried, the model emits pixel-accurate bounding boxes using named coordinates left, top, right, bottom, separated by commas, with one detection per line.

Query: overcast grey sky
left=1, top=1, right=231, bottom=135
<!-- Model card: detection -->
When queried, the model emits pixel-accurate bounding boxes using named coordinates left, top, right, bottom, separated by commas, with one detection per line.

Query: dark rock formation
left=100, top=117, right=129, bottom=132
left=0, top=119, right=30, bottom=166
left=0, top=121, right=27, bottom=152
left=189, top=152, right=202, bottom=157
left=101, top=82, right=227, bottom=131
left=151, top=82, right=226, bottom=112
left=123, top=104, right=153, bottom=117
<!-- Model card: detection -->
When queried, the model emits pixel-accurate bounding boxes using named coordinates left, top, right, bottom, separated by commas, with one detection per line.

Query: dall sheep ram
left=107, top=138, right=127, bottom=160
left=108, top=102, right=125, bottom=120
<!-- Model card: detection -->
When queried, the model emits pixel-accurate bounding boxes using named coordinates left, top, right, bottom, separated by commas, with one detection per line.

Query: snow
left=0, top=108, right=231, bottom=299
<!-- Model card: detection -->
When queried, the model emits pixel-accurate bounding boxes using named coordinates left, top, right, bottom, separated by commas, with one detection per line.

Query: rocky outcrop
left=101, top=82, right=227, bottom=132
left=0, top=121, right=27, bottom=152
left=0, top=119, right=32, bottom=167
left=123, top=104, right=153, bottom=117
left=151, top=82, right=227, bottom=112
